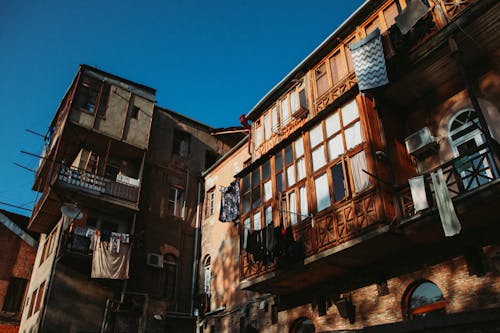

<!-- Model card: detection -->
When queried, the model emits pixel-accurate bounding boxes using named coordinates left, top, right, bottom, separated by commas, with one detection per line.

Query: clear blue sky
left=0, top=0, right=365, bottom=217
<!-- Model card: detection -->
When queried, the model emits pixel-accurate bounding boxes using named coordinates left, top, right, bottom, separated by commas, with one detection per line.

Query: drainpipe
left=191, top=177, right=203, bottom=329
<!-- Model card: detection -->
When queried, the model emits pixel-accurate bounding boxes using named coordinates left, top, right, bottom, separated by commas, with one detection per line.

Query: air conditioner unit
left=147, top=253, right=164, bottom=268
left=405, top=127, right=437, bottom=157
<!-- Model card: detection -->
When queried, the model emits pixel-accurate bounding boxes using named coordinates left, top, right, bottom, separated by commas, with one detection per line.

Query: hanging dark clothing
left=219, top=181, right=240, bottom=223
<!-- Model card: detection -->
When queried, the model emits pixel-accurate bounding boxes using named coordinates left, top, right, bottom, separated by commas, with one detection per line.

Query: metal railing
left=398, top=144, right=498, bottom=219
left=58, top=165, right=140, bottom=203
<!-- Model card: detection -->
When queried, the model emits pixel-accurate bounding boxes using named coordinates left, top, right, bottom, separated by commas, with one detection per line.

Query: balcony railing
left=398, top=144, right=498, bottom=219
left=58, top=166, right=140, bottom=203
left=240, top=188, right=383, bottom=281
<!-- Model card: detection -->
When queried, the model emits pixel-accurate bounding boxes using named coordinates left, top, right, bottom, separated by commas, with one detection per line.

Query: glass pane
left=325, top=111, right=341, bottom=137
left=272, top=106, right=279, bottom=132
left=289, top=191, right=297, bottom=225
left=276, top=172, right=284, bottom=193
left=328, top=135, right=345, bottom=161
left=255, top=125, right=262, bottom=147
left=331, top=162, right=346, bottom=201
left=345, top=39, right=355, bottom=72
left=242, top=175, right=250, bottom=192
left=253, top=211, right=261, bottom=231
left=242, top=193, right=251, bottom=214
left=295, top=137, right=304, bottom=157
left=296, top=158, right=306, bottom=181
left=315, top=174, right=331, bottom=211
left=312, top=147, right=326, bottom=171
left=286, top=165, right=296, bottom=187
left=330, top=52, right=346, bottom=84
left=265, top=206, right=273, bottom=225
left=342, top=99, right=359, bottom=125
left=285, top=145, right=293, bottom=165
left=315, top=63, right=329, bottom=97
left=262, top=160, right=271, bottom=179
left=409, top=282, right=444, bottom=310
left=351, top=151, right=370, bottom=192
left=290, top=91, right=298, bottom=113
left=299, top=89, right=307, bottom=108
left=263, top=180, right=272, bottom=201
left=345, top=121, right=363, bottom=150
left=252, top=187, right=261, bottom=209
left=299, top=186, right=308, bottom=217
left=281, top=98, right=289, bottom=125
left=264, top=113, right=271, bottom=140
left=243, top=218, right=251, bottom=248
left=275, top=152, right=283, bottom=172
left=251, top=169, right=260, bottom=186
left=310, top=123, right=324, bottom=147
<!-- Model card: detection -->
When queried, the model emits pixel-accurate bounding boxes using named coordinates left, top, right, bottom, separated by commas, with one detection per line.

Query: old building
left=19, top=65, right=241, bottom=333
left=200, top=0, right=500, bottom=332
left=0, top=210, right=37, bottom=333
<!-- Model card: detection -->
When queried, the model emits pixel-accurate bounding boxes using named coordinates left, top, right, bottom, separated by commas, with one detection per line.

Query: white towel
left=431, top=169, right=461, bottom=237
left=409, top=175, right=429, bottom=213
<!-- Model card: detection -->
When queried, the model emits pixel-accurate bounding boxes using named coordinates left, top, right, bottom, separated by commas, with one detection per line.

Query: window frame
left=168, top=186, right=185, bottom=218
left=205, top=187, right=216, bottom=217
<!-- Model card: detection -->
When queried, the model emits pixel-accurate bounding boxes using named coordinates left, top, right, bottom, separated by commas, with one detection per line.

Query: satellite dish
left=61, top=203, right=83, bottom=219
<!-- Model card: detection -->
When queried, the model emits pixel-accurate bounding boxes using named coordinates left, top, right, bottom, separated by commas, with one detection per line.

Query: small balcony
left=398, top=144, right=499, bottom=222
left=57, top=165, right=140, bottom=203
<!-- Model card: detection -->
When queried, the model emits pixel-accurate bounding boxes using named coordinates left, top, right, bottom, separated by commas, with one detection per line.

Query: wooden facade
left=233, top=0, right=500, bottom=331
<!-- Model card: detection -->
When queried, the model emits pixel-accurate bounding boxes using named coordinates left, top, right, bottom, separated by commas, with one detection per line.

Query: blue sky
left=0, top=0, right=365, bottom=216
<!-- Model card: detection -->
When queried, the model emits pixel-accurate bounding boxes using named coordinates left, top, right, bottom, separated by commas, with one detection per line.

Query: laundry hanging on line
left=219, top=180, right=240, bottom=223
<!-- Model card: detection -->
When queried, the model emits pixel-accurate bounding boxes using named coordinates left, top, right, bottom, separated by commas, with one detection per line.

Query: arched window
left=203, top=255, right=211, bottom=294
left=448, top=108, right=495, bottom=190
left=404, top=281, right=445, bottom=319
left=290, top=317, right=315, bottom=333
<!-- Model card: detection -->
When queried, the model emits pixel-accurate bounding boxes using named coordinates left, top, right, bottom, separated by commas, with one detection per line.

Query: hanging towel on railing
left=409, top=175, right=429, bottom=213
left=350, top=29, right=389, bottom=91
left=430, top=169, right=461, bottom=237
left=219, top=181, right=240, bottom=223
left=91, top=231, right=131, bottom=279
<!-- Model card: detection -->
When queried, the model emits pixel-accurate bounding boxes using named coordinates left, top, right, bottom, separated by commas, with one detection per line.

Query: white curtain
left=351, top=151, right=370, bottom=193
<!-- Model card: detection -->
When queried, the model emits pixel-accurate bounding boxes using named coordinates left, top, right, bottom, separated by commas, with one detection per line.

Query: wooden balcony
left=240, top=146, right=499, bottom=297
left=240, top=188, right=388, bottom=294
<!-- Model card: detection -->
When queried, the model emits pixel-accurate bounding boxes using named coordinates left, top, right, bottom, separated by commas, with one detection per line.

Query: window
left=75, top=75, right=101, bottom=113
left=291, top=317, right=316, bottom=333
left=39, top=227, right=57, bottom=267
left=205, top=188, right=215, bottom=217
left=131, top=105, right=140, bottom=119
left=310, top=99, right=370, bottom=211
left=329, top=51, right=347, bottom=85
left=172, top=129, right=191, bottom=157
left=314, top=44, right=352, bottom=98
left=2, top=277, right=28, bottom=313
left=96, top=83, right=111, bottom=118
left=315, top=63, right=329, bottom=97
left=34, top=281, right=45, bottom=314
left=365, top=17, right=381, bottom=35
left=168, top=187, right=184, bottom=218
left=448, top=109, right=495, bottom=190
left=404, top=281, right=445, bottom=319
left=28, top=288, right=37, bottom=318
left=203, top=255, right=211, bottom=294
left=254, top=119, right=263, bottom=147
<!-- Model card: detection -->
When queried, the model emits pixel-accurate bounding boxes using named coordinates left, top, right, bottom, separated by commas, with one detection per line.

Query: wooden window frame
left=308, top=98, right=369, bottom=212
left=205, top=187, right=216, bottom=217
left=168, top=186, right=185, bottom=218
